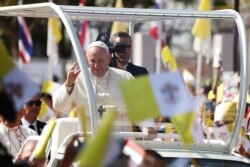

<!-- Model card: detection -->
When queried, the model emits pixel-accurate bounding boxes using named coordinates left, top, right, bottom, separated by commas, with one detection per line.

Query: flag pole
left=195, top=42, right=203, bottom=95
left=48, top=57, right=53, bottom=81
left=155, top=18, right=162, bottom=74
left=192, top=0, right=211, bottom=95
left=48, top=0, right=53, bottom=81
left=18, top=0, right=23, bottom=71
left=155, top=38, right=161, bottom=73
left=18, top=58, right=23, bottom=71
left=129, top=21, right=135, bottom=63
left=154, top=0, right=163, bottom=74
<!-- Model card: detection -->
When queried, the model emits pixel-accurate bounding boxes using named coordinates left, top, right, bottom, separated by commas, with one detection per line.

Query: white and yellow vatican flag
left=161, top=45, right=178, bottom=71
left=120, top=71, right=196, bottom=122
left=0, top=40, right=39, bottom=111
left=75, top=110, right=117, bottom=167
left=214, top=101, right=237, bottom=123
left=171, top=97, right=204, bottom=145
left=120, top=70, right=204, bottom=145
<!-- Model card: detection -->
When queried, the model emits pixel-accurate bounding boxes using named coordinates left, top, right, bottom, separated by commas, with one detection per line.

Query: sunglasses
left=26, top=100, right=42, bottom=107
left=114, top=43, right=131, bottom=48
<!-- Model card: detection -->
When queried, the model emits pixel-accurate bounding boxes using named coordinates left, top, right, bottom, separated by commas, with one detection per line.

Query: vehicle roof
left=0, top=2, right=238, bottom=22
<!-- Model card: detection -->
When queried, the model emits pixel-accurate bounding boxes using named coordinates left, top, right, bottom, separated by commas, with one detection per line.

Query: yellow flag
left=69, top=107, right=78, bottom=118
left=39, top=81, right=54, bottom=119
left=191, top=0, right=211, bottom=42
left=31, top=119, right=56, bottom=159
left=39, top=80, right=60, bottom=120
left=207, top=90, right=216, bottom=101
left=78, top=106, right=89, bottom=142
left=75, top=110, right=117, bottom=167
left=214, top=101, right=237, bottom=122
left=120, top=76, right=161, bottom=122
left=49, top=18, right=62, bottom=43
left=41, top=80, right=56, bottom=94
left=239, top=127, right=250, bottom=152
left=0, top=41, right=15, bottom=78
left=233, top=93, right=250, bottom=103
left=161, top=45, right=177, bottom=71
left=110, top=0, right=127, bottom=36
left=170, top=111, right=195, bottom=145
left=165, top=123, right=176, bottom=134
left=216, top=83, right=224, bottom=104
left=47, top=18, right=62, bottom=65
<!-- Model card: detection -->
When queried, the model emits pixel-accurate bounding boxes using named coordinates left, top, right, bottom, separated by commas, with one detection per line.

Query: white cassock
left=0, top=123, right=37, bottom=157
left=53, top=67, right=134, bottom=131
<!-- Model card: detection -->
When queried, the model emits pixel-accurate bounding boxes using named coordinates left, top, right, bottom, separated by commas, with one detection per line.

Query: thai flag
left=149, top=0, right=162, bottom=40
left=18, top=17, right=33, bottom=64
left=79, top=0, right=90, bottom=53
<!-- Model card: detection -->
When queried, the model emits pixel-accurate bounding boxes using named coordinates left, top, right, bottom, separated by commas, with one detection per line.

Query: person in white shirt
left=53, top=41, right=134, bottom=131
left=0, top=110, right=37, bottom=157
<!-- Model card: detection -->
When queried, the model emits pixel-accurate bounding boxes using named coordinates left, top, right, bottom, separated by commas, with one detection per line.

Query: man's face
left=87, top=47, right=111, bottom=78
left=112, top=37, right=132, bottom=66
left=23, top=97, right=42, bottom=119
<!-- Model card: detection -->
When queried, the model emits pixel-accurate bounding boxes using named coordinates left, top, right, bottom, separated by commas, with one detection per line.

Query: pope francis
left=53, top=41, right=134, bottom=131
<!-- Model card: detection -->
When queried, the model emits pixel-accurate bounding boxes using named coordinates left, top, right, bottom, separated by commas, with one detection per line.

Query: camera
left=95, top=33, right=126, bottom=54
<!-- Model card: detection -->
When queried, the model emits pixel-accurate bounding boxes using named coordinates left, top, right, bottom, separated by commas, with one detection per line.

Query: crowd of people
left=0, top=31, right=250, bottom=166
left=0, top=32, right=169, bottom=166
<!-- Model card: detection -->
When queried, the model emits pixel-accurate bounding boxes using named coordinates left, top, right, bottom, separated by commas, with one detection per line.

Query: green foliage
left=0, top=0, right=155, bottom=59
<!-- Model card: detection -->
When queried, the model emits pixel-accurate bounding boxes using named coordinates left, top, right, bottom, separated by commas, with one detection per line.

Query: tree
left=0, top=0, right=156, bottom=59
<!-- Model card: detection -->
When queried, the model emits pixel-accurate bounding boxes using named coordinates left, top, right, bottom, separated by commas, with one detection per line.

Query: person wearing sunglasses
left=21, top=94, right=46, bottom=135
left=111, top=31, right=149, bottom=77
